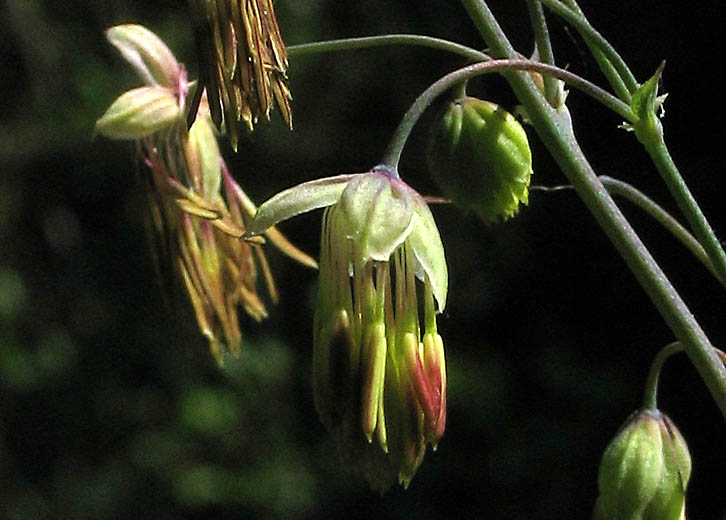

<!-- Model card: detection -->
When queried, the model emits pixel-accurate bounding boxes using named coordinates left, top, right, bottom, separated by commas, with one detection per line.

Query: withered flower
left=96, top=24, right=314, bottom=363
left=188, top=0, right=293, bottom=150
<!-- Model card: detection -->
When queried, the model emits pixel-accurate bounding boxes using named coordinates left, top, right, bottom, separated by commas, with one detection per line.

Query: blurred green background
left=2, top=1, right=725, bottom=518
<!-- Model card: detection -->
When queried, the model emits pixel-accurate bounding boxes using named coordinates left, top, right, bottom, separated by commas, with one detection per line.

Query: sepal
left=95, top=86, right=181, bottom=139
left=106, top=24, right=181, bottom=88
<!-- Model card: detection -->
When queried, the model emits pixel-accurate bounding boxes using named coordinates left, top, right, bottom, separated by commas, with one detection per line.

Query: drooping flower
left=248, top=165, right=448, bottom=491
left=96, top=24, right=314, bottom=363
left=594, top=408, right=691, bottom=520
left=187, top=0, right=293, bottom=150
left=428, top=96, right=533, bottom=223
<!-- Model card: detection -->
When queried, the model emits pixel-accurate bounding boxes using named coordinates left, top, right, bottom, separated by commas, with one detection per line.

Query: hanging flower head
left=95, top=24, right=314, bottom=364
left=187, top=0, right=293, bottom=150
left=248, top=165, right=448, bottom=490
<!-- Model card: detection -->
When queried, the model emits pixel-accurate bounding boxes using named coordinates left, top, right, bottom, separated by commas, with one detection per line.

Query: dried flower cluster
left=96, top=25, right=313, bottom=363
left=188, top=0, right=293, bottom=150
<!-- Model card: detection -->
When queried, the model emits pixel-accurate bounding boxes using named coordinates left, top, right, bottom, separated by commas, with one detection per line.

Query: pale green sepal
left=407, top=193, right=448, bottom=311
left=96, top=86, right=181, bottom=140
left=107, top=24, right=181, bottom=88
left=246, top=174, right=359, bottom=236
left=189, top=116, right=221, bottom=198
left=339, top=171, right=414, bottom=263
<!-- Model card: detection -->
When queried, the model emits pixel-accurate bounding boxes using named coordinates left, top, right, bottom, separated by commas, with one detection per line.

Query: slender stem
left=533, top=176, right=720, bottom=282
left=288, top=35, right=491, bottom=63
left=637, top=127, right=726, bottom=287
left=381, top=59, right=633, bottom=168
left=642, top=342, right=683, bottom=410
left=461, top=0, right=726, bottom=419
left=525, top=0, right=560, bottom=106
left=559, top=0, right=583, bottom=13
left=538, top=0, right=638, bottom=100
left=557, top=0, right=633, bottom=106
left=600, top=176, right=721, bottom=282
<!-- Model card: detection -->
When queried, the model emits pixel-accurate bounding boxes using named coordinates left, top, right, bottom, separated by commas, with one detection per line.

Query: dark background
left=1, top=1, right=725, bottom=518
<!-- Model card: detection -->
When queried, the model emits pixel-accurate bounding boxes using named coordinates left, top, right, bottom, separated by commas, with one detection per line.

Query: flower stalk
left=460, top=0, right=726, bottom=419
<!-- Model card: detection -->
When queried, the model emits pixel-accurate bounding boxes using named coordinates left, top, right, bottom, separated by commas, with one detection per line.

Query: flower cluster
left=96, top=25, right=313, bottom=364
left=188, top=0, right=293, bottom=150
left=248, top=166, right=448, bottom=490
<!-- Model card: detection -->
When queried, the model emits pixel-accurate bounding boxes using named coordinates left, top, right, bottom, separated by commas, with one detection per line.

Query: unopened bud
left=428, top=96, right=533, bottom=223
left=96, top=86, right=181, bottom=140
left=597, top=409, right=691, bottom=520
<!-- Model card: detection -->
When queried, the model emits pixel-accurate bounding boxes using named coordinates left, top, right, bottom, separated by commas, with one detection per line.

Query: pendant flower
left=248, top=165, right=448, bottom=491
left=95, top=24, right=314, bottom=364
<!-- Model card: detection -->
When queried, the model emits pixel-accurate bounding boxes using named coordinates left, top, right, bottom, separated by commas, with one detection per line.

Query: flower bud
left=428, top=96, right=532, bottom=223
left=95, top=86, right=181, bottom=140
left=597, top=409, right=691, bottom=520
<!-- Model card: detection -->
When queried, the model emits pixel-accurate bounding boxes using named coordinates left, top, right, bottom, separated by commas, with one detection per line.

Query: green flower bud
left=106, top=24, right=181, bottom=88
left=597, top=409, right=691, bottom=520
left=428, top=96, right=533, bottom=223
left=95, top=86, right=181, bottom=140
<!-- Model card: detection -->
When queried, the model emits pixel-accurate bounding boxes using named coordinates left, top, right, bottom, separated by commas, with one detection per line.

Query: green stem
left=381, top=59, right=633, bottom=168
left=538, top=0, right=638, bottom=101
left=288, top=35, right=491, bottom=63
left=642, top=342, right=683, bottom=410
left=600, top=176, right=721, bottom=282
left=525, top=0, right=560, bottom=106
left=461, top=0, right=726, bottom=420
left=637, top=126, right=726, bottom=287
left=533, top=176, right=720, bottom=282
left=559, top=0, right=583, bottom=13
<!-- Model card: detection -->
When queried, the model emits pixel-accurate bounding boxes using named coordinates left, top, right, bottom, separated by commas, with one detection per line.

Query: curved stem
left=538, top=0, right=638, bottom=100
left=461, top=0, right=726, bottom=420
left=381, top=59, right=633, bottom=168
left=288, top=35, right=491, bottom=63
left=600, top=176, right=721, bottom=282
left=643, top=342, right=683, bottom=410
left=637, top=127, right=726, bottom=287
left=533, top=176, right=720, bottom=282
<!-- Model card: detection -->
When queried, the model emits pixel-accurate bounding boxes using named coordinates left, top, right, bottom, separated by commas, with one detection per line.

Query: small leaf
left=96, top=86, right=181, bottom=140
left=107, top=24, right=181, bottom=87
left=247, top=174, right=358, bottom=236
